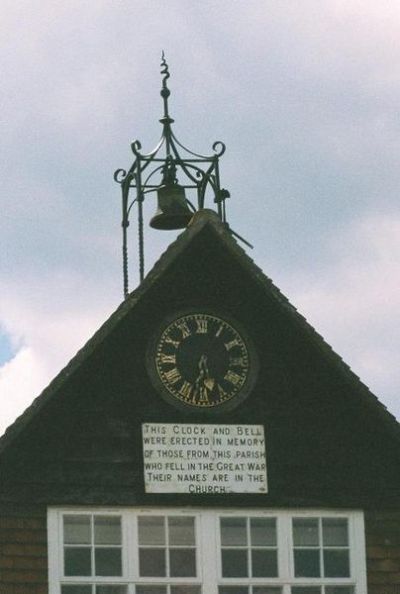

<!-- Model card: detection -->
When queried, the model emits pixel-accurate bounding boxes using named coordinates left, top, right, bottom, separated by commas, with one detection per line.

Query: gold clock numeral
left=230, top=356, right=247, bottom=368
left=224, top=370, right=244, bottom=386
left=179, top=381, right=193, bottom=399
left=160, top=353, right=176, bottom=365
left=195, top=318, right=208, bottom=334
left=164, top=336, right=180, bottom=349
left=224, top=338, right=240, bottom=351
left=176, top=321, right=191, bottom=339
left=163, top=367, right=181, bottom=384
left=198, top=386, right=209, bottom=403
left=215, top=324, right=224, bottom=337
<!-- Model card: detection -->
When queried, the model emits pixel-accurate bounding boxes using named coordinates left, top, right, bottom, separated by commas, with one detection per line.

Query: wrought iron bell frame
left=114, top=53, right=231, bottom=298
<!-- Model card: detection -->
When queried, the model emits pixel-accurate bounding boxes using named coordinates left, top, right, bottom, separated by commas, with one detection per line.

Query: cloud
left=0, top=271, right=120, bottom=435
left=281, top=213, right=400, bottom=419
left=0, top=347, right=48, bottom=435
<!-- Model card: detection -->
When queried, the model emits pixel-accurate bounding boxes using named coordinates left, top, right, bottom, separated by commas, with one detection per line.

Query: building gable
left=0, top=210, right=399, bottom=510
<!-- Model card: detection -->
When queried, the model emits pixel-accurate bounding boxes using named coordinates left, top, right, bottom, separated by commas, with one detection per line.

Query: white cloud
left=0, top=272, right=119, bottom=436
left=0, top=347, right=48, bottom=435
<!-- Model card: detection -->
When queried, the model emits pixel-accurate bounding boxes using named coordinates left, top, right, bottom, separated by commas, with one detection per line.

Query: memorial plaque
left=142, top=423, right=267, bottom=494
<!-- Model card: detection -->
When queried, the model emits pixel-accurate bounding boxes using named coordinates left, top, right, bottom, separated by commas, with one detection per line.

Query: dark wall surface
left=1, top=226, right=399, bottom=509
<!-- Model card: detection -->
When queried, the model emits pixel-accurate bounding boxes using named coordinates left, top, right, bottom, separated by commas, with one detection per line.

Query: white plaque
left=142, top=423, right=267, bottom=494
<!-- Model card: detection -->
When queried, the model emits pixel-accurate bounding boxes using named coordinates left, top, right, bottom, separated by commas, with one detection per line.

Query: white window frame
left=48, top=507, right=367, bottom=594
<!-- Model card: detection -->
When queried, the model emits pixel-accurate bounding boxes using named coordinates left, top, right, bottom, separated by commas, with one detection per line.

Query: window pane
left=94, top=516, right=121, bottom=545
left=291, top=589, right=321, bottom=594
left=96, top=586, right=128, bottom=594
left=250, top=518, right=276, bottom=546
left=254, top=589, right=282, bottom=594
left=293, top=519, right=319, bottom=546
left=95, top=548, right=122, bottom=576
left=294, top=549, right=320, bottom=577
left=325, top=586, right=354, bottom=594
left=138, top=516, right=165, bottom=545
left=136, top=587, right=167, bottom=594
left=221, top=518, right=247, bottom=546
left=139, top=548, right=166, bottom=576
left=251, top=549, right=278, bottom=577
left=322, top=519, right=348, bottom=547
left=62, top=587, right=92, bottom=594
left=64, top=515, right=91, bottom=544
left=219, top=588, right=248, bottom=594
left=64, top=547, right=91, bottom=576
left=169, top=548, right=196, bottom=576
left=324, top=549, right=350, bottom=577
left=168, top=516, right=195, bottom=545
left=221, top=548, right=248, bottom=577
left=171, top=587, right=201, bottom=594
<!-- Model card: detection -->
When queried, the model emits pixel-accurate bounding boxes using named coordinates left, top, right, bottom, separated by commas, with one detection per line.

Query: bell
left=150, top=183, right=193, bottom=230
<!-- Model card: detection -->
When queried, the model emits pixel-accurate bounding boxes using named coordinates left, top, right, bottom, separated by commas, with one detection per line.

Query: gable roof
left=1, top=209, right=399, bottom=457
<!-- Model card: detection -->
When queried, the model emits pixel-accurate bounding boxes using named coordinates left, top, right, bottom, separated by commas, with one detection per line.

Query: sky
left=1, top=0, right=399, bottom=435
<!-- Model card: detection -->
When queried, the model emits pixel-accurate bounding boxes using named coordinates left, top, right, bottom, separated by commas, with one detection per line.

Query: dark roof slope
left=1, top=209, right=399, bottom=456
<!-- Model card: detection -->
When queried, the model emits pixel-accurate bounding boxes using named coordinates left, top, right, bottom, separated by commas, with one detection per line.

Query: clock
left=147, top=311, right=258, bottom=411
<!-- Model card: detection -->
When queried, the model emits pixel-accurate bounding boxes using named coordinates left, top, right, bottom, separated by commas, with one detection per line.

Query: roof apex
left=1, top=207, right=399, bottom=456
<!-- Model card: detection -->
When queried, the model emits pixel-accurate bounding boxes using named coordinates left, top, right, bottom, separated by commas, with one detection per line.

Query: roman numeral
left=179, top=381, right=193, bottom=399
left=230, top=356, right=247, bottom=368
left=164, top=336, right=180, bottom=349
left=176, top=321, right=191, bottom=339
left=164, top=367, right=181, bottom=384
left=196, top=318, right=208, bottom=334
left=225, top=338, right=240, bottom=351
left=160, top=353, right=176, bottom=365
left=224, top=370, right=244, bottom=385
left=215, top=324, right=224, bottom=337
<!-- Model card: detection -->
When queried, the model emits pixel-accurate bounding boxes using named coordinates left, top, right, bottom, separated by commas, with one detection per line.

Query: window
left=48, top=509, right=367, bottom=594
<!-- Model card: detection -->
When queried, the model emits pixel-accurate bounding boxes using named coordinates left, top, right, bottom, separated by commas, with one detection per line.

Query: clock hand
left=193, top=355, right=215, bottom=402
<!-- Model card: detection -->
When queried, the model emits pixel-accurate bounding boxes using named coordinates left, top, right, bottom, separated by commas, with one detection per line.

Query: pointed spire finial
left=160, top=51, right=172, bottom=120
left=160, top=51, right=170, bottom=96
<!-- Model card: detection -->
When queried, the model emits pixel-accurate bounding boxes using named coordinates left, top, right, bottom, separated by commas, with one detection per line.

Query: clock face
left=148, top=312, right=257, bottom=410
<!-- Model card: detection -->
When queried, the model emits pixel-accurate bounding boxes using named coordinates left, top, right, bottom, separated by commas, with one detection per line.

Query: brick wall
left=366, top=510, right=400, bottom=594
left=0, top=507, right=47, bottom=594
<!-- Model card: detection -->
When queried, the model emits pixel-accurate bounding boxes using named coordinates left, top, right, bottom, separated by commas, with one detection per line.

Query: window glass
left=253, top=588, right=282, bottom=594
left=96, top=585, right=128, bottom=594
left=222, top=548, right=248, bottom=577
left=136, top=587, right=166, bottom=594
left=95, top=548, right=122, bottom=576
left=64, top=515, right=91, bottom=544
left=291, top=588, right=321, bottom=594
left=170, top=587, right=201, bottom=594
left=251, top=549, right=278, bottom=577
left=138, top=516, right=165, bottom=545
left=323, top=550, right=350, bottom=577
left=322, top=519, right=348, bottom=547
left=169, top=548, right=196, bottom=576
left=94, top=516, right=122, bottom=545
left=139, top=548, right=166, bottom=576
left=221, top=517, right=247, bottom=546
left=294, top=549, right=320, bottom=577
left=325, top=588, right=354, bottom=594
left=250, top=518, right=276, bottom=546
left=64, top=547, right=91, bottom=576
left=61, top=584, right=92, bottom=594
left=293, top=519, right=319, bottom=546
left=168, top=516, right=195, bottom=545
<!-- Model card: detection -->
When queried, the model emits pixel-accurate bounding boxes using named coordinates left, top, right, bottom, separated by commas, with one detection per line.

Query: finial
left=160, top=51, right=171, bottom=100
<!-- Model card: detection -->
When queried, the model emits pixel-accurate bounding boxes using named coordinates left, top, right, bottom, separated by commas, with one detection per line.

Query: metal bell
left=150, top=183, right=193, bottom=230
